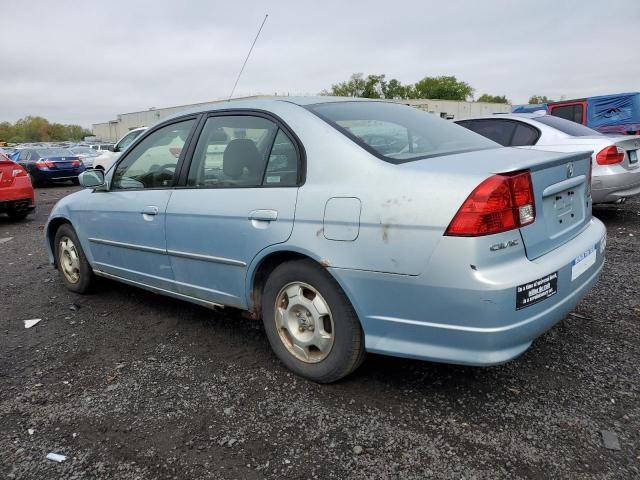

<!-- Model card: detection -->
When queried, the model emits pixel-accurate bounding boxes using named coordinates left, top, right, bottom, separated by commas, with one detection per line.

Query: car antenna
left=228, top=13, right=269, bottom=101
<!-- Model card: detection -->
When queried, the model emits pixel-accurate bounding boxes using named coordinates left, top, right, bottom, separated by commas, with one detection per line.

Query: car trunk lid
left=516, top=150, right=592, bottom=260
left=611, top=136, right=640, bottom=171
left=423, top=147, right=593, bottom=260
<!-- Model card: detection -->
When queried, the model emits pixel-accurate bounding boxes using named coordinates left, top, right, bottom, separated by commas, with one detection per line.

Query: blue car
left=45, top=98, right=606, bottom=382
left=14, top=147, right=85, bottom=187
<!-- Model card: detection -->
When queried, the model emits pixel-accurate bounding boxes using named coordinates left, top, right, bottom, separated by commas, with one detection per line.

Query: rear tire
left=71, top=178, right=80, bottom=185
left=7, top=210, right=29, bottom=221
left=261, top=259, right=365, bottom=383
left=29, top=173, right=41, bottom=188
left=54, top=224, right=94, bottom=293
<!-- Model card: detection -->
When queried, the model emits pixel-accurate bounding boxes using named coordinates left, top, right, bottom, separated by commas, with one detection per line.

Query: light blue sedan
left=45, top=98, right=606, bottom=382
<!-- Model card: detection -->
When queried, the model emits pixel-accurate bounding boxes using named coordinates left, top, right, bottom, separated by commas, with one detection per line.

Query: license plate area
left=571, top=244, right=596, bottom=281
left=543, top=187, right=583, bottom=237
left=629, top=150, right=638, bottom=164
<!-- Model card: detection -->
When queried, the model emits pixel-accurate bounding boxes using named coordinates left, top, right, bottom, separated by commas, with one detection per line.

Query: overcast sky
left=1, top=0, right=638, bottom=127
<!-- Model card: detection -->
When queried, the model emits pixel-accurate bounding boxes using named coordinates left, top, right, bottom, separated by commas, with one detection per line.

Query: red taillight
left=445, top=171, right=536, bottom=237
left=12, top=166, right=27, bottom=177
left=71, top=159, right=82, bottom=167
left=36, top=159, right=56, bottom=169
left=596, top=145, right=624, bottom=165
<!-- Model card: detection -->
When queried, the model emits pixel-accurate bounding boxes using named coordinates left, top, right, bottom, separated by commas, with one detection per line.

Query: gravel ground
left=1, top=185, right=638, bottom=480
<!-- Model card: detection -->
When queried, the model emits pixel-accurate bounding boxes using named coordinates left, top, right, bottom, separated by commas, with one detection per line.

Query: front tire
left=54, top=224, right=94, bottom=293
left=261, top=259, right=365, bottom=383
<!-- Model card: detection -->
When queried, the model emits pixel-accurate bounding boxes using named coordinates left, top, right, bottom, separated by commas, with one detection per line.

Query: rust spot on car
left=248, top=289, right=261, bottom=319
left=320, top=259, right=330, bottom=268
left=316, top=227, right=324, bottom=237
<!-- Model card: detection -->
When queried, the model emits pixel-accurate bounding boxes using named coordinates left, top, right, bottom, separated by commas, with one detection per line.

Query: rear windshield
left=37, top=148, right=74, bottom=157
left=71, top=147, right=98, bottom=155
left=532, top=115, right=601, bottom=137
left=307, top=101, right=499, bottom=163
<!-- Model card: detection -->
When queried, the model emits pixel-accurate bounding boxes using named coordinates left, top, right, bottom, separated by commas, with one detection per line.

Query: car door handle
left=248, top=209, right=278, bottom=222
left=141, top=206, right=159, bottom=216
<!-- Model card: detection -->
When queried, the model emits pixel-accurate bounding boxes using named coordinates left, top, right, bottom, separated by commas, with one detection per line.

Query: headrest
left=223, top=139, right=261, bottom=179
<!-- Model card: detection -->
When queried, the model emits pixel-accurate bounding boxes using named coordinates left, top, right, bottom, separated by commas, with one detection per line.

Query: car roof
left=160, top=96, right=387, bottom=123
left=459, top=112, right=547, bottom=121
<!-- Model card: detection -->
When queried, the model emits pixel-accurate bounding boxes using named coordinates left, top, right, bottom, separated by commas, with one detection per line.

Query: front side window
left=112, top=119, right=194, bottom=189
left=308, top=101, right=498, bottom=163
left=187, top=115, right=296, bottom=188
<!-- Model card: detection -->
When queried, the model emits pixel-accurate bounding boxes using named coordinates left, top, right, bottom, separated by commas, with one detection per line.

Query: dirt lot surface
left=1, top=185, right=639, bottom=479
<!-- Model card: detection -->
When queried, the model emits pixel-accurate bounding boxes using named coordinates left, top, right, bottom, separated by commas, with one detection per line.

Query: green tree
left=528, top=95, right=553, bottom=104
left=322, top=73, right=385, bottom=98
left=0, top=117, right=91, bottom=142
left=413, top=75, right=474, bottom=100
left=477, top=93, right=509, bottom=104
left=382, top=78, right=415, bottom=99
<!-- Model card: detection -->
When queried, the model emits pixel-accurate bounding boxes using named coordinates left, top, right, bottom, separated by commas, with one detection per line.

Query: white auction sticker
left=571, top=245, right=596, bottom=281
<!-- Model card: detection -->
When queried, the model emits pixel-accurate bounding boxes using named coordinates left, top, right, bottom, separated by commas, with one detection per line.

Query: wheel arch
left=246, top=246, right=346, bottom=320
left=46, top=216, right=73, bottom=268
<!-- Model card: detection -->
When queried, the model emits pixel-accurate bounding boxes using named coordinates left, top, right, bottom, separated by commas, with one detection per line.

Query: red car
left=0, top=152, right=35, bottom=220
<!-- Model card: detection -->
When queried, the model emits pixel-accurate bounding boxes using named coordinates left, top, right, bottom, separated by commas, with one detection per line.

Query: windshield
left=70, top=147, right=98, bottom=155
left=116, top=129, right=144, bottom=152
left=532, top=115, right=602, bottom=137
left=307, top=101, right=499, bottom=163
left=37, top=148, right=74, bottom=157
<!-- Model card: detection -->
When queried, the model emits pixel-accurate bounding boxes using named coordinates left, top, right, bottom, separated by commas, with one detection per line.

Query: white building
left=92, top=96, right=511, bottom=142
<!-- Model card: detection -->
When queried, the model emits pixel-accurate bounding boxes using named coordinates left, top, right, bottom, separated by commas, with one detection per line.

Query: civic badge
left=566, top=162, right=574, bottom=178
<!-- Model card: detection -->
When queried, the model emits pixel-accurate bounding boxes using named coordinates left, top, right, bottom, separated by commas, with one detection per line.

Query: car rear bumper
left=0, top=198, right=35, bottom=213
left=331, top=218, right=606, bottom=366
left=32, top=168, right=83, bottom=182
left=0, top=178, right=35, bottom=210
left=592, top=167, right=640, bottom=203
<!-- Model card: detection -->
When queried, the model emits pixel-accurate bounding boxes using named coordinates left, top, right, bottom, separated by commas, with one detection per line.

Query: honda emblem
left=567, top=162, right=574, bottom=178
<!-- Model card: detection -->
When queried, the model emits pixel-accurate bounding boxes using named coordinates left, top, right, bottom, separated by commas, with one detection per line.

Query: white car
left=93, top=127, right=147, bottom=172
left=69, top=146, right=101, bottom=168
left=456, top=113, right=640, bottom=204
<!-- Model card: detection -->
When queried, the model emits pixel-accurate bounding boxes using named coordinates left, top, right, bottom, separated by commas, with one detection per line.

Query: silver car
left=456, top=113, right=640, bottom=204
left=45, top=98, right=605, bottom=382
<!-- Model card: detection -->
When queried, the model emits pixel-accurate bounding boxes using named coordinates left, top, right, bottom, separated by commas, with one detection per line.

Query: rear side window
left=187, top=115, right=298, bottom=188
left=308, top=101, right=498, bottom=163
left=532, top=115, right=601, bottom=137
left=511, top=123, right=540, bottom=146
left=550, top=104, right=583, bottom=124
left=463, top=119, right=516, bottom=146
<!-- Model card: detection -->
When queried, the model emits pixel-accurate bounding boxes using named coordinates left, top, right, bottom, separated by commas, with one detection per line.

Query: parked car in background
left=456, top=113, right=640, bottom=204
left=0, top=152, right=35, bottom=220
left=70, top=146, right=101, bottom=168
left=513, top=92, right=640, bottom=136
left=14, top=147, right=85, bottom=187
left=45, top=98, right=605, bottom=382
left=89, top=144, right=115, bottom=152
left=93, top=127, right=147, bottom=171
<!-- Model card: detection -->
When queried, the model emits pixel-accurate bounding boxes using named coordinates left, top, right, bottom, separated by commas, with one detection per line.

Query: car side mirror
left=78, top=169, right=106, bottom=190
